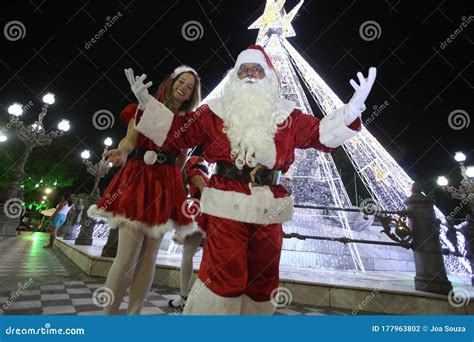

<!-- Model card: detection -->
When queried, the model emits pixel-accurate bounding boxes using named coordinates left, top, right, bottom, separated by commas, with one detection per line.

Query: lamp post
left=75, top=138, right=113, bottom=246
left=81, top=137, right=113, bottom=199
left=3, top=94, right=70, bottom=201
left=437, top=151, right=474, bottom=284
left=1, top=94, right=70, bottom=236
left=437, top=152, right=474, bottom=214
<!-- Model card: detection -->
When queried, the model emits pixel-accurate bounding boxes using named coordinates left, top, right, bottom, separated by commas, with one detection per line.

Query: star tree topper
left=248, top=0, right=304, bottom=45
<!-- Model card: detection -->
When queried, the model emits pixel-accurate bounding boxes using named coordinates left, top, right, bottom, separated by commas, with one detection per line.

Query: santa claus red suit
left=128, top=45, right=376, bottom=315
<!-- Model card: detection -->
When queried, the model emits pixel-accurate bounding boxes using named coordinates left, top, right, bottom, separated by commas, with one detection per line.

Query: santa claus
left=125, top=45, right=376, bottom=315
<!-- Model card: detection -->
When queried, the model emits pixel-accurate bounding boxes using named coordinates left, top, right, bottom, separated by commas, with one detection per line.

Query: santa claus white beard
left=220, top=71, right=280, bottom=169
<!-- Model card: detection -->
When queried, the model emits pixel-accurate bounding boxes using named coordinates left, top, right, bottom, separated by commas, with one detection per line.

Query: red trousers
left=198, top=215, right=283, bottom=302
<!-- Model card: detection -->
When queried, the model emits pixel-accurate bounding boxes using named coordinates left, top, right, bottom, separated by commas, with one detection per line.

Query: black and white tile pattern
left=0, top=232, right=357, bottom=316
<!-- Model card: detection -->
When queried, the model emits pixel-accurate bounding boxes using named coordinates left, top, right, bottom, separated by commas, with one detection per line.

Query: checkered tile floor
left=0, top=232, right=354, bottom=316
left=0, top=278, right=353, bottom=316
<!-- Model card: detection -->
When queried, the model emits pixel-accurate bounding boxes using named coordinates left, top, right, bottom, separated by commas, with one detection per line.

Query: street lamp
left=58, top=119, right=70, bottom=132
left=2, top=93, right=71, bottom=201
left=7, top=103, right=23, bottom=116
left=454, top=152, right=466, bottom=163
left=81, top=150, right=91, bottom=160
left=438, top=151, right=474, bottom=215
left=42, top=93, right=55, bottom=105
left=0, top=133, right=7, bottom=143
left=437, top=176, right=448, bottom=187
left=81, top=139, right=113, bottom=199
left=104, top=137, right=113, bottom=147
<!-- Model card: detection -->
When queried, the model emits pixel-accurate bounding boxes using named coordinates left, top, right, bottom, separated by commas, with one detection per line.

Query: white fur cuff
left=171, top=222, right=205, bottom=244
left=200, top=187, right=293, bottom=225
left=135, top=97, right=175, bottom=147
left=319, top=105, right=360, bottom=148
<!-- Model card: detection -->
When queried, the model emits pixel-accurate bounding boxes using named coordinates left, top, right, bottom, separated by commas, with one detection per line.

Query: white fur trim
left=235, top=49, right=269, bottom=71
left=241, top=294, right=276, bottom=315
left=319, top=104, right=360, bottom=148
left=172, top=65, right=199, bottom=79
left=171, top=222, right=206, bottom=245
left=183, top=278, right=243, bottom=315
left=87, top=204, right=174, bottom=239
left=135, top=97, right=174, bottom=147
left=200, top=187, right=293, bottom=225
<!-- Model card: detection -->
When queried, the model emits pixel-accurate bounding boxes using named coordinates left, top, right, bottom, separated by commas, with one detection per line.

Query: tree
left=0, top=134, right=81, bottom=202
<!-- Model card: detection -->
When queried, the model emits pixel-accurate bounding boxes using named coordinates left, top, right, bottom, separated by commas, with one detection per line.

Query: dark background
left=0, top=0, right=472, bottom=212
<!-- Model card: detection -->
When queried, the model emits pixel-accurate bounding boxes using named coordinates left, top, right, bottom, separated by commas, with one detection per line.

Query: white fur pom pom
left=143, top=150, right=157, bottom=165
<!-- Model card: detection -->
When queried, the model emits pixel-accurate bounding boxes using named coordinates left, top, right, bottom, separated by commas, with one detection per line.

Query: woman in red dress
left=88, top=66, right=201, bottom=315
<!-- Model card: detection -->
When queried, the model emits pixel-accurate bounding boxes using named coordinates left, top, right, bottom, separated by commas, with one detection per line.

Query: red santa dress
left=88, top=103, right=193, bottom=239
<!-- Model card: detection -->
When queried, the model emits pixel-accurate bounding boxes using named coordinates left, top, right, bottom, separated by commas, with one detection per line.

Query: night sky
left=0, top=0, right=472, bottom=204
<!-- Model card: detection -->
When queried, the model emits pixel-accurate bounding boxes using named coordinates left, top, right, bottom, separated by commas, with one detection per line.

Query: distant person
left=43, top=191, right=73, bottom=248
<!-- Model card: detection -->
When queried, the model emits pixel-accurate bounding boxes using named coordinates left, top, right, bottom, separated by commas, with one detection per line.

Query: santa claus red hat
left=235, top=45, right=275, bottom=73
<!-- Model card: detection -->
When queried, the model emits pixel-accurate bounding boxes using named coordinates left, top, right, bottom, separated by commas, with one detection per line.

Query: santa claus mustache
left=242, top=77, right=259, bottom=84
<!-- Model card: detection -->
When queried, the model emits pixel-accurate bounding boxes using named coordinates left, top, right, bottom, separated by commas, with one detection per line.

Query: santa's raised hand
left=344, top=67, right=377, bottom=125
left=125, top=68, right=153, bottom=109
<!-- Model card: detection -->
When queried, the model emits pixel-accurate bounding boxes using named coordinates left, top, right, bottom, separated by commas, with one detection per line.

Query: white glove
left=344, top=67, right=377, bottom=125
left=124, top=68, right=153, bottom=109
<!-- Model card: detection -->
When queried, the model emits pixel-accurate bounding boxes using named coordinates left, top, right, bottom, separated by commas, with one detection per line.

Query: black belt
left=129, top=148, right=177, bottom=165
left=215, top=161, right=281, bottom=186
